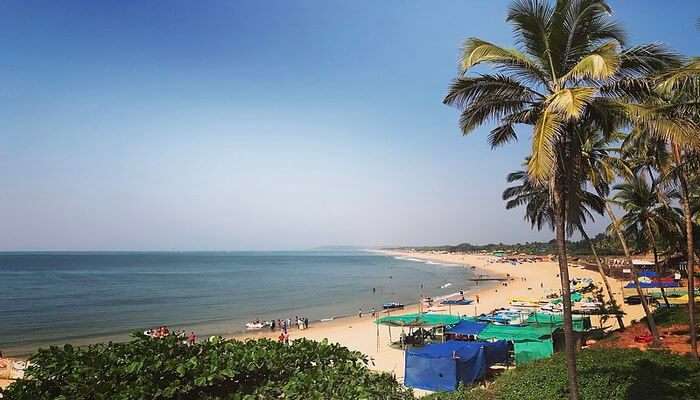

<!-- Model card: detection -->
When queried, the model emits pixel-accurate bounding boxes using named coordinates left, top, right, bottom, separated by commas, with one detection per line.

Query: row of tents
left=376, top=312, right=592, bottom=391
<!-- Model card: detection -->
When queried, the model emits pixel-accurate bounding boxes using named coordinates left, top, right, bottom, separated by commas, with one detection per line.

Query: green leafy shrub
left=495, top=349, right=700, bottom=400
left=1, top=334, right=413, bottom=400
left=653, top=306, right=698, bottom=326
left=424, top=349, right=700, bottom=400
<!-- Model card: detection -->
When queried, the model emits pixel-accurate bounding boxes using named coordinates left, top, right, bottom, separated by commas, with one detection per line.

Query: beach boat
left=478, top=309, right=531, bottom=325
left=540, top=303, right=563, bottom=313
left=245, top=321, right=269, bottom=330
left=509, top=298, right=540, bottom=308
left=383, top=302, right=405, bottom=310
left=440, top=282, right=452, bottom=289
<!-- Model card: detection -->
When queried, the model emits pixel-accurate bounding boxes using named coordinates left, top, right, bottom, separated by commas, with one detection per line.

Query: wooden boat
left=383, top=302, right=405, bottom=310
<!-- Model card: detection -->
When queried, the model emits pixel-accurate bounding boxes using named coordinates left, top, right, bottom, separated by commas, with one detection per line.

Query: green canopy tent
left=375, top=313, right=461, bottom=348
left=526, top=312, right=592, bottom=332
left=549, top=292, right=583, bottom=304
left=478, top=324, right=554, bottom=342
left=477, top=324, right=557, bottom=365
left=375, top=313, right=461, bottom=328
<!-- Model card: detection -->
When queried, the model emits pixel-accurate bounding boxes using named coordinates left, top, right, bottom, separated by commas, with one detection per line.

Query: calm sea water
left=0, top=251, right=476, bottom=356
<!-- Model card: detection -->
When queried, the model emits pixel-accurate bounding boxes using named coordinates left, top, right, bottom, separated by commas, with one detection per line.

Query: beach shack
left=404, top=340, right=509, bottom=391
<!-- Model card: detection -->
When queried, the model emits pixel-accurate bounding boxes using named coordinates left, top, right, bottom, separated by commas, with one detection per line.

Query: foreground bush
left=1, top=334, right=413, bottom=400
left=426, top=348, right=700, bottom=400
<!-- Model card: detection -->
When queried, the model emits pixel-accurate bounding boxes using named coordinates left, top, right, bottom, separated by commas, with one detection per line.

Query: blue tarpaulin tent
left=445, top=319, right=488, bottom=336
left=624, top=281, right=679, bottom=289
left=404, top=341, right=509, bottom=392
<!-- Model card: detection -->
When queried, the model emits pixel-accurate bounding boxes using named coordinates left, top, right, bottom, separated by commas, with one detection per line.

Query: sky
left=1, top=1, right=700, bottom=251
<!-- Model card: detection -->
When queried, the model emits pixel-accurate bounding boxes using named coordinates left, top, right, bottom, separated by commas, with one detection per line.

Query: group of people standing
left=273, top=316, right=309, bottom=344
left=271, top=316, right=309, bottom=332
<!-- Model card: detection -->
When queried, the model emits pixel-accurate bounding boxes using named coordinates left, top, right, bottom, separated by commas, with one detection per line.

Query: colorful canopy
left=375, top=313, right=461, bottom=327
left=624, top=281, right=680, bottom=289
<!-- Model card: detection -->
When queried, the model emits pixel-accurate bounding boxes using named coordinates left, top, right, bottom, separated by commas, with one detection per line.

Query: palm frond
left=624, top=103, right=700, bottom=148
left=459, top=38, right=549, bottom=85
left=488, top=124, right=518, bottom=148
left=528, top=110, right=563, bottom=180
left=547, top=87, right=596, bottom=119
left=506, top=0, right=555, bottom=74
left=560, top=41, right=621, bottom=83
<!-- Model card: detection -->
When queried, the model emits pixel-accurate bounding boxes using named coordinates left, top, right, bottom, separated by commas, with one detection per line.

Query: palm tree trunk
left=646, top=223, right=671, bottom=307
left=580, top=227, right=625, bottom=330
left=672, top=144, right=698, bottom=359
left=553, top=180, right=580, bottom=400
left=604, top=201, right=661, bottom=342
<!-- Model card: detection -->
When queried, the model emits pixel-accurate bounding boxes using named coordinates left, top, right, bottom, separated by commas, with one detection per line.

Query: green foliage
left=394, top=233, right=623, bottom=256
left=424, top=385, right=495, bottom=400
left=424, top=349, right=700, bottom=400
left=653, top=306, right=699, bottom=326
left=499, top=349, right=699, bottom=400
left=1, top=334, right=413, bottom=400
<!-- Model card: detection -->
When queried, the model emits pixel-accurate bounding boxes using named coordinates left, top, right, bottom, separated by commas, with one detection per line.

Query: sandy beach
left=230, top=250, right=647, bottom=384
left=0, top=250, right=648, bottom=390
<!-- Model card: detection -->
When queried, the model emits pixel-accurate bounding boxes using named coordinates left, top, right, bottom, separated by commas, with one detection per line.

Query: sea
left=0, top=250, right=478, bottom=356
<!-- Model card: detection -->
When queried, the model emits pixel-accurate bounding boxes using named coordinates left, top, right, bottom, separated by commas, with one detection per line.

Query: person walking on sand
left=304, top=317, right=309, bottom=329
left=358, top=308, right=363, bottom=318
left=371, top=308, right=376, bottom=317
left=476, top=294, right=480, bottom=304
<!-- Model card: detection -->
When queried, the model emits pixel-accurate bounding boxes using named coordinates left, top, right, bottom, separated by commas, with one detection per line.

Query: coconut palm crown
left=443, top=0, right=680, bottom=181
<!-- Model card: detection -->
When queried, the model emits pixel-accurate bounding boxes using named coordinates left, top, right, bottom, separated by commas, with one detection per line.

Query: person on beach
left=476, top=294, right=480, bottom=304
left=371, top=308, right=376, bottom=317
left=187, top=331, right=196, bottom=345
left=271, top=320, right=276, bottom=331
left=358, top=309, right=363, bottom=318
left=304, top=317, right=309, bottom=329
left=284, top=332, right=290, bottom=345
left=278, top=332, right=285, bottom=343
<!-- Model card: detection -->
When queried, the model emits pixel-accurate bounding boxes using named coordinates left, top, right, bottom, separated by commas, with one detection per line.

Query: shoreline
left=1, top=250, right=647, bottom=390
left=0, top=250, right=492, bottom=358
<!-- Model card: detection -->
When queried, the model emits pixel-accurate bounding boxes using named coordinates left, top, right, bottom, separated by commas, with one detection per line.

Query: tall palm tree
left=612, top=176, right=682, bottom=307
left=503, top=162, right=626, bottom=330
left=443, top=1, right=678, bottom=396
left=636, top=59, right=700, bottom=358
left=581, top=129, right=669, bottom=340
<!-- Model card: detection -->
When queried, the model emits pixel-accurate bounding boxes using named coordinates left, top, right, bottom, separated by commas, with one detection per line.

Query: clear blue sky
left=1, top=1, right=699, bottom=251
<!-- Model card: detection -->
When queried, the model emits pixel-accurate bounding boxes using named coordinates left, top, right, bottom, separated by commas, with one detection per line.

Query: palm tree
left=443, top=1, right=678, bottom=396
left=503, top=162, right=625, bottom=330
left=635, top=59, right=700, bottom=358
left=612, top=176, right=681, bottom=307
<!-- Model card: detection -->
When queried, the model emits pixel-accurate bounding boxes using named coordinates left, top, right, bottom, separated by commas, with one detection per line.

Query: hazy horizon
left=2, top=1, right=700, bottom=251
